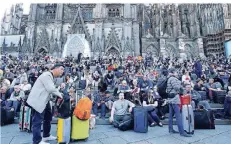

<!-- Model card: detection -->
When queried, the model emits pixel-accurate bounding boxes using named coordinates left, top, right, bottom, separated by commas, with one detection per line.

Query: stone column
left=132, top=22, right=140, bottom=56
left=55, top=4, right=63, bottom=21
left=124, top=4, right=131, bottom=18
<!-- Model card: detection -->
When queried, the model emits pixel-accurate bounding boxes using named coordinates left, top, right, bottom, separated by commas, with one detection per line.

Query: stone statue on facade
left=146, top=29, right=153, bottom=38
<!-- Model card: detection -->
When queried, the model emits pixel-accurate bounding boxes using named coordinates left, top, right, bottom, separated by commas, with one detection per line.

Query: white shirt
left=182, top=75, right=191, bottom=85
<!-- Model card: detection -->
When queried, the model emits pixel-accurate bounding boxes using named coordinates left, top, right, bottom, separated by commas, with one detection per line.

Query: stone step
left=94, top=118, right=231, bottom=125
left=13, top=102, right=227, bottom=125
left=14, top=115, right=231, bottom=125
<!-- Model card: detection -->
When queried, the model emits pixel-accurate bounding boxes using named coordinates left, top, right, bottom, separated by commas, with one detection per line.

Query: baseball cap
left=51, top=63, right=64, bottom=70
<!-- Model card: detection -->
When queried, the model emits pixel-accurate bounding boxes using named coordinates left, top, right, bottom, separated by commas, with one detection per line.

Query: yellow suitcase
left=57, top=117, right=71, bottom=144
left=71, top=115, right=89, bottom=141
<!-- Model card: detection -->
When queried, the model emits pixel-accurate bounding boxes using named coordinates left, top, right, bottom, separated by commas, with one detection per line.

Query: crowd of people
left=1, top=53, right=231, bottom=144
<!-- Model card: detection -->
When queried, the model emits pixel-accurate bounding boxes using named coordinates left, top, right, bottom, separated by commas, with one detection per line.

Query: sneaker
left=42, top=135, right=57, bottom=141
left=39, top=141, right=50, bottom=144
left=180, top=132, right=192, bottom=137
left=169, top=129, right=179, bottom=134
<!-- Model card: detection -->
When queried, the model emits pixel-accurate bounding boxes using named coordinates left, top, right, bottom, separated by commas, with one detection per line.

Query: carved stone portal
left=62, top=34, right=90, bottom=57
left=105, top=47, right=120, bottom=58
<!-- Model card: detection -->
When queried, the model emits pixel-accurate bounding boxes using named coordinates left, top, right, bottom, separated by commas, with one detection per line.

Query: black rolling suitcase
left=133, top=107, right=148, bottom=133
left=1, top=107, right=14, bottom=125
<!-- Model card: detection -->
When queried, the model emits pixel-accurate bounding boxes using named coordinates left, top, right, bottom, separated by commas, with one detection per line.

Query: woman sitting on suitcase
left=142, top=91, right=163, bottom=127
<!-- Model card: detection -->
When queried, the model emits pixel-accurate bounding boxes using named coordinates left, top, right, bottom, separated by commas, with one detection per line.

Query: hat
left=51, top=63, right=64, bottom=70
left=168, top=68, right=176, bottom=73
left=105, top=91, right=110, bottom=94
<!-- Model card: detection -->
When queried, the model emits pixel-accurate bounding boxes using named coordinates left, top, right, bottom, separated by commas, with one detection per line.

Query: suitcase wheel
left=84, top=138, right=88, bottom=142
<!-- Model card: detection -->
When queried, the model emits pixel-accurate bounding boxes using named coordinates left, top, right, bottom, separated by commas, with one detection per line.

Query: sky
left=0, top=1, right=31, bottom=20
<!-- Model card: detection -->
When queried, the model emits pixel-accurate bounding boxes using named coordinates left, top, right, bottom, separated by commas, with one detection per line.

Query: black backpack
left=56, top=93, right=71, bottom=119
left=157, top=77, right=170, bottom=99
left=79, top=80, right=86, bottom=89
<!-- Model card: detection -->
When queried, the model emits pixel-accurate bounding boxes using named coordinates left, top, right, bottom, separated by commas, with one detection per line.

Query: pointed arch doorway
left=105, top=47, right=120, bottom=58
left=63, top=34, right=91, bottom=58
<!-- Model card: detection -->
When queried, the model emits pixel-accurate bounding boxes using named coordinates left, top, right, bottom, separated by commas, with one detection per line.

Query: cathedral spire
left=69, top=6, right=91, bottom=42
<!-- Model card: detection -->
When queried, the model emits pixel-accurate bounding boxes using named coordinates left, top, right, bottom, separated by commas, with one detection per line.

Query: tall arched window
left=45, top=4, right=57, bottom=20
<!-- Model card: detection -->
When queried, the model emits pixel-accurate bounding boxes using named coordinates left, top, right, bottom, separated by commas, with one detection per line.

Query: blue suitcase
left=133, top=107, right=148, bottom=133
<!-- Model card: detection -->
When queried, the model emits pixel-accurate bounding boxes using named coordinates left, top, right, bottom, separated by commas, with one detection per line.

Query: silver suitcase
left=182, top=105, right=194, bottom=134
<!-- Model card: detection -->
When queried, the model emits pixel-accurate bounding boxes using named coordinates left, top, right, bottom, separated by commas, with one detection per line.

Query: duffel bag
left=194, top=109, right=215, bottom=129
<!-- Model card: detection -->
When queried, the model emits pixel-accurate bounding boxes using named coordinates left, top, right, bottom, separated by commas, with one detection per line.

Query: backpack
left=156, top=77, right=170, bottom=99
left=73, top=97, right=92, bottom=120
left=56, top=94, right=71, bottom=119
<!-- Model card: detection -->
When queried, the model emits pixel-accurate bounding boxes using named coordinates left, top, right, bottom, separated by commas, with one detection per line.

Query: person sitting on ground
left=0, top=86, right=12, bottom=107
left=193, top=79, right=206, bottom=91
left=64, top=74, right=74, bottom=90
left=152, top=86, right=167, bottom=120
left=139, top=75, right=153, bottom=95
left=182, top=71, right=192, bottom=86
left=93, top=90, right=107, bottom=119
left=130, top=79, right=141, bottom=105
left=20, top=80, right=32, bottom=93
left=118, top=80, right=132, bottom=100
left=7, top=85, right=25, bottom=115
left=104, top=70, right=115, bottom=87
left=92, top=70, right=101, bottom=88
left=109, top=92, right=135, bottom=128
left=1, top=77, right=11, bottom=88
left=3, top=68, right=14, bottom=83
left=142, top=91, right=163, bottom=127
left=205, top=78, right=223, bottom=101
left=185, top=84, right=211, bottom=110
left=104, top=91, right=114, bottom=113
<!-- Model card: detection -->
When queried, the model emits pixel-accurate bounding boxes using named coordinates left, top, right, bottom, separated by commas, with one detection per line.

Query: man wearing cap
left=27, top=63, right=64, bottom=144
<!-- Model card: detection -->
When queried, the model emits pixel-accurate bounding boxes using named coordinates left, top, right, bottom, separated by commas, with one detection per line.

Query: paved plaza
left=1, top=124, right=231, bottom=144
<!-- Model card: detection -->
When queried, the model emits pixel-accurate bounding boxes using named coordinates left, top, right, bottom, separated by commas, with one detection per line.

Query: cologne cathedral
left=1, top=4, right=231, bottom=59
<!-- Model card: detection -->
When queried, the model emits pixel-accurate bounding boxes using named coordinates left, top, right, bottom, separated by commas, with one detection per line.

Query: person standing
left=27, top=64, right=64, bottom=144
left=166, top=68, right=192, bottom=137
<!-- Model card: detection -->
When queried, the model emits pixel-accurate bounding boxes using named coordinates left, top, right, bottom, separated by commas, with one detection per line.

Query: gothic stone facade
left=25, top=4, right=140, bottom=58
left=2, top=4, right=231, bottom=59
left=141, top=4, right=231, bottom=59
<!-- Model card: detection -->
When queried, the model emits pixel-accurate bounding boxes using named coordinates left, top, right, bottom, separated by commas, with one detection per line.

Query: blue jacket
left=139, top=80, right=153, bottom=90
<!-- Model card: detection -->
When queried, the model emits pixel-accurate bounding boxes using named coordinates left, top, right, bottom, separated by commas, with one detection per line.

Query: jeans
left=93, top=103, right=106, bottom=117
left=7, top=100, right=21, bottom=113
left=192, top=100, right=211, bottom=110
left=168, top=104, right=184, bottom=134
left=113, top=114, right=132, bottom=128
left=147, top=111, right=160, bottom=124
left=32, top=102, right=52, bottom=144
